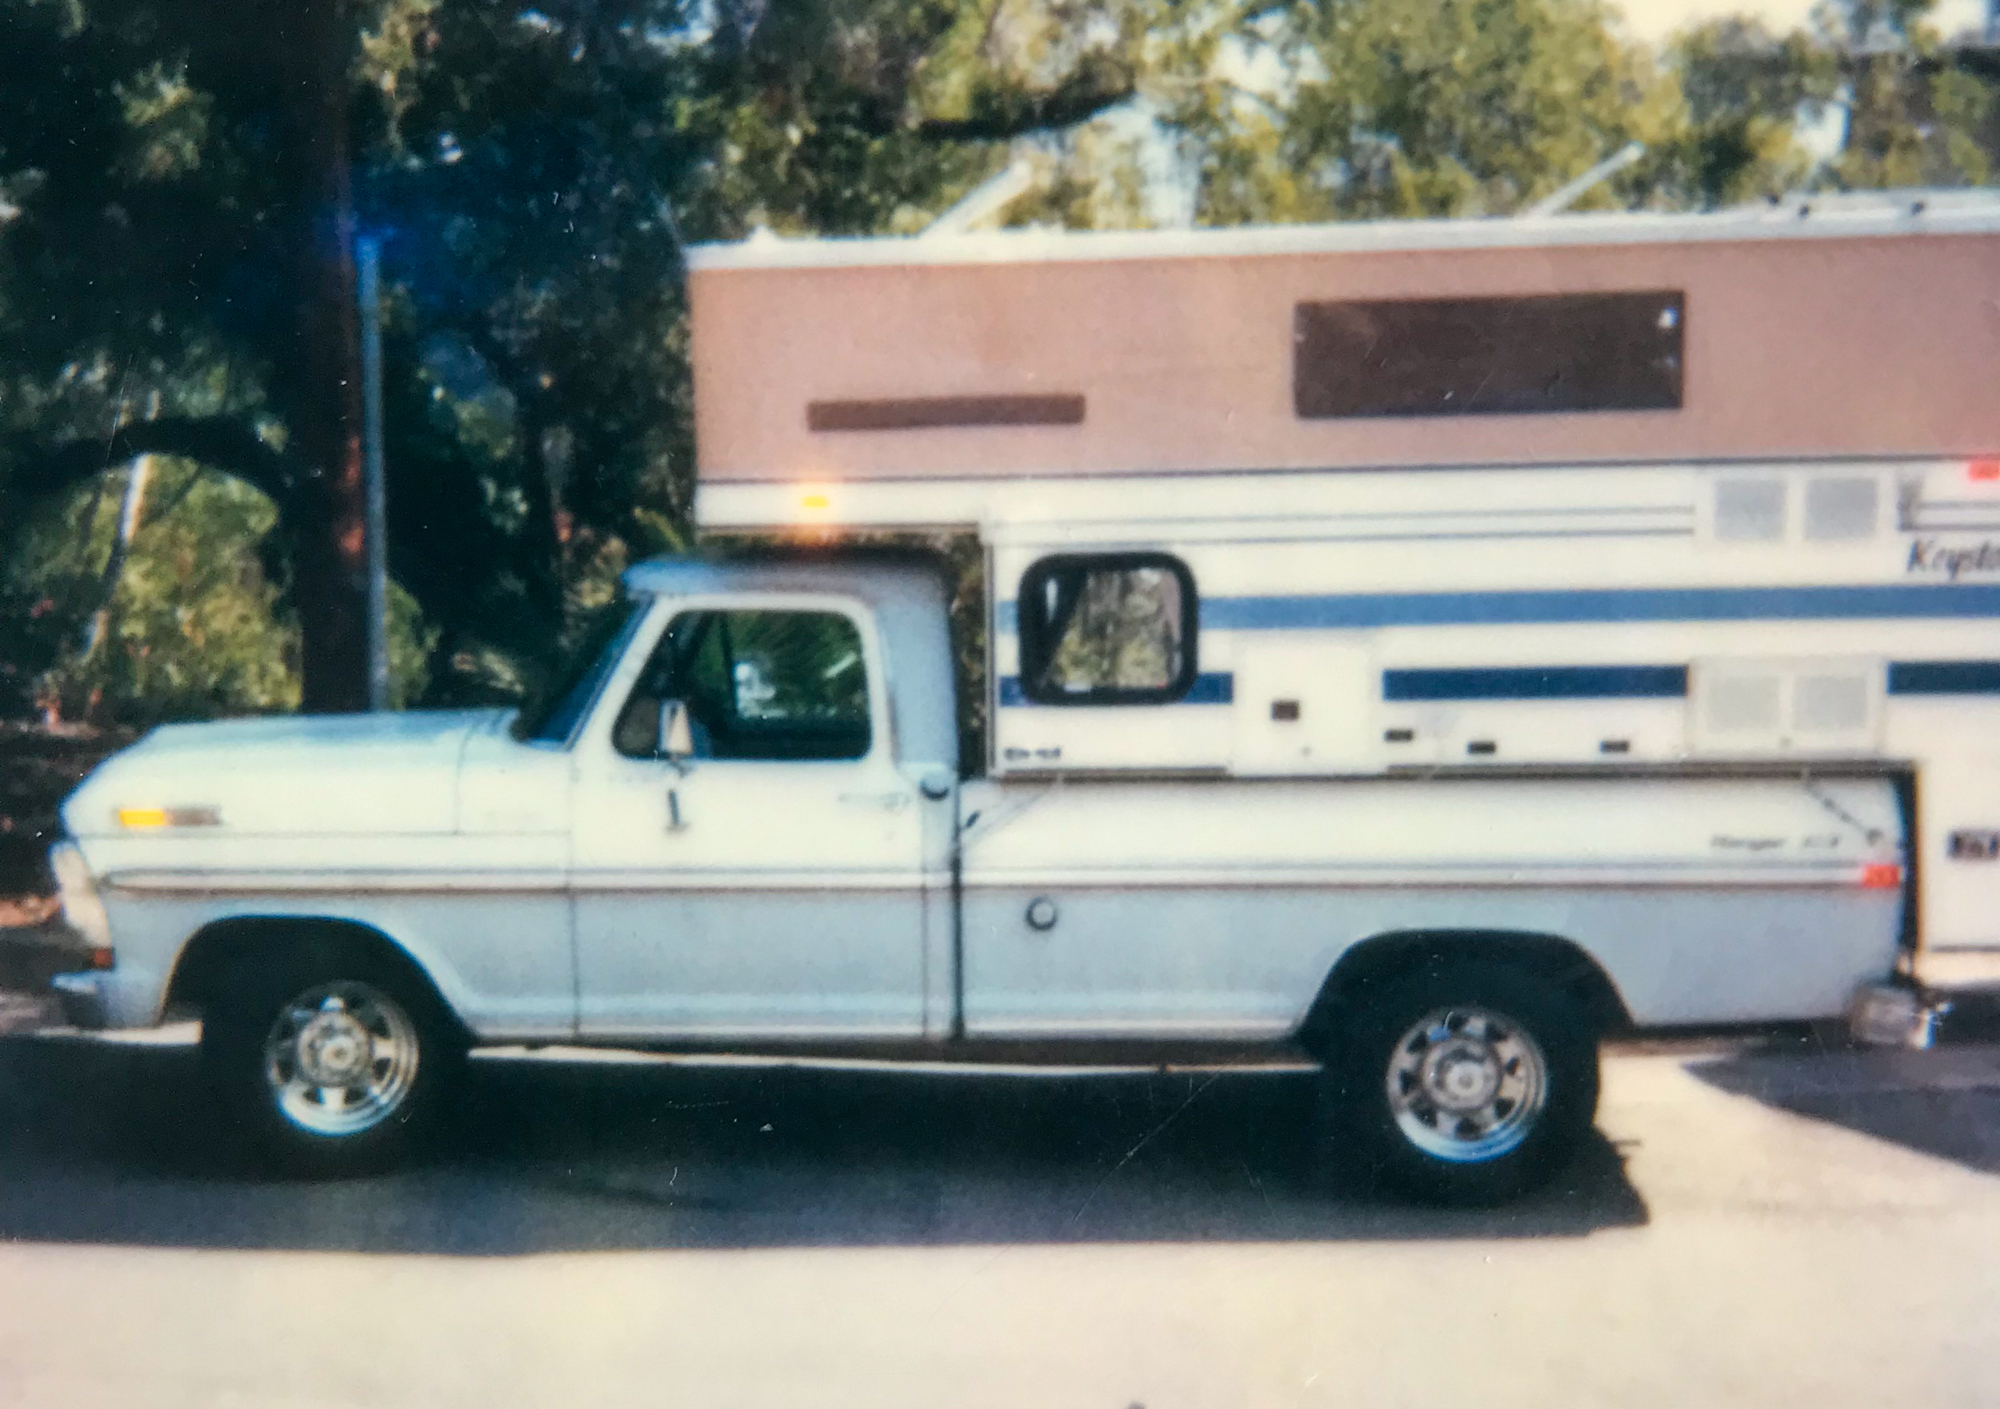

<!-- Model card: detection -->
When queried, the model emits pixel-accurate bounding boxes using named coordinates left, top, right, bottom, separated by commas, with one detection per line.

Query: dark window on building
left=1016, top=554, right=1197, bottom=706
left=1294, top=291, right=1684, bottom=419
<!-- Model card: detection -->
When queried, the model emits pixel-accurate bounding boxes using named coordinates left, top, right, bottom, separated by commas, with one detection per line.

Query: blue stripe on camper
left=998, top=584, right=2000, bottom=634
left=998, top=672, right=1235, bottom=706
left=1183, top=672, right=1235, bottom=704
left=1205, top=583, right=2000, bottom=629
left=1383, top=665, right=1688, bottom=701
left=1378, top=659, right=2000, bottom=702
left=993, top=659, right=2000, bottom=707
left=1887, top=661, right=2000, bottom=694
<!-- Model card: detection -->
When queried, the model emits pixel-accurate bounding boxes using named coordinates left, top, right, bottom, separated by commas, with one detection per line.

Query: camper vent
left=1691, top=658, right=1882, bottom=754
left=1793, top=671, right=1871, bottom=731
left=1710, top=475, right=1883, bottom=543
left=1705, top=674, right=1783, bottom=733
left=1713, top=478, right=1786, bottom=541
left=1803, top=477, right=1879, bottom=540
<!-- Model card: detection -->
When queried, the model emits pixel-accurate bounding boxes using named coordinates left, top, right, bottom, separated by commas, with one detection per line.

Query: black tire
left=1317, top=959, right=1600, bottom=1206
left=200, top=940, right=463, bottom=1178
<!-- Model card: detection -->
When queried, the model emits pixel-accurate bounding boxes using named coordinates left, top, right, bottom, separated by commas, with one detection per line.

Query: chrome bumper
left=49, top=972, right=111, bottom=1030
left=1849, top=981, right=1947, bottom=1048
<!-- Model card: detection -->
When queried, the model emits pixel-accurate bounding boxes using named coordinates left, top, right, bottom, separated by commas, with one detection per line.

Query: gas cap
left=1025, top=896, right=1059, bottom=932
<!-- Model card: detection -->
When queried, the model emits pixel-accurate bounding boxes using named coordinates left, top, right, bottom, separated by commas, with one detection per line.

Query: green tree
left=1152, top=0, right=1684, bottom=223
left=0, top=0, right=1148, bottom=720
left=1823, top=0, right=1996, bottom=188
left=0, top=458, right=432, bottom=724
left=1658, top=18, right=1827, bottom=206
left=1663, top=0, right=1998, bottom=201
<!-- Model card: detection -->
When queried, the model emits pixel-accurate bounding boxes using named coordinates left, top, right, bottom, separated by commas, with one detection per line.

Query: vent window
left=1792, top=672, right=1871, bottom=732
left=1803, top=477, right=1880, bottom=541
left=1713, top=479, right=1788, bottom=542
left=1691, top=658, right=1882, bottom=755
left=1704, top=674, right=1783, bottom=734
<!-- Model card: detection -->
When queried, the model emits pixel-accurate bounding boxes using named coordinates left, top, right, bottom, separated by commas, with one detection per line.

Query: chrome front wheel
left=263, top=981, right=422, bottom=1138
left=204, top=943, right=459, bottom=1176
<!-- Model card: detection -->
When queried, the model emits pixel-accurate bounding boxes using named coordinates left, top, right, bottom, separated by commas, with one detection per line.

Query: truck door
left=569, top=597, right=929, bottom=1038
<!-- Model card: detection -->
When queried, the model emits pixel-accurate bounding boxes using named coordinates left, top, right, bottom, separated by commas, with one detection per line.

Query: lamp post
left=356, top=234, right=389, bottom=711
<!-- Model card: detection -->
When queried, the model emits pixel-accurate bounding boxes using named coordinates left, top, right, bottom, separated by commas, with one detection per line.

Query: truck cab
left=47, top=546, right=1912, bottom=1204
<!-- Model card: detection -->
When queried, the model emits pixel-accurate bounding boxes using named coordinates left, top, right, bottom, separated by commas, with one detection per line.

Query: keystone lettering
left=1907, top=538, right=2000, bottom=579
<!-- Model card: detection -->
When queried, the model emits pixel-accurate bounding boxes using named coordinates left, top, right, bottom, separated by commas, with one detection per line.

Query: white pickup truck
left=54, top=202, right=2000, bottom=1205
left=47, top=553, right=1913, bottom=1204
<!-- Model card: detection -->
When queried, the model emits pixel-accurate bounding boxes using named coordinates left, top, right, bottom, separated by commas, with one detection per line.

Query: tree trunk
left=279, top=0, right=370, bottom=713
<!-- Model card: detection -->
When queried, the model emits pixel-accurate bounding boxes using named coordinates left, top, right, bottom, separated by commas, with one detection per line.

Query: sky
left=1615, top=0, right=1988, bottom=39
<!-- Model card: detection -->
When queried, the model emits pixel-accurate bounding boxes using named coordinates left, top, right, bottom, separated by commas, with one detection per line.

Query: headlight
left=48, top=841, right=113, bottom=954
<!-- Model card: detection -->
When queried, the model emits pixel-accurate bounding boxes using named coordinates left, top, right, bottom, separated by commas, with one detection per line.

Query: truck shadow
left=0, top=1034, right=1647, bottom=1254
left=1687, top=1026, right=2000, bottom=1176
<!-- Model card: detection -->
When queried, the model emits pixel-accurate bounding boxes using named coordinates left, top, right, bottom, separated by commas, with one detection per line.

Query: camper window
left=1293, top=291, right=1684, bottom=419
left=1017, top=554, right=1197, bottom=706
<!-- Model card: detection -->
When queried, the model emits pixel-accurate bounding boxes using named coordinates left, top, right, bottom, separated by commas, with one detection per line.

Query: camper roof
left=687, top=188, right=2000, bottom=273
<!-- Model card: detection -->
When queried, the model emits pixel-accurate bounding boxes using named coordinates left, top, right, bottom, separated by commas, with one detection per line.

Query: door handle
left=839, top=791, right=912, bottom=811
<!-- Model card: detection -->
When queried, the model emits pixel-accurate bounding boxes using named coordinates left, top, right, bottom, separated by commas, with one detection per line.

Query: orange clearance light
left=117, top=805, right=220, bottom=829
left=1859, top=863, right=1903, bottom=890
left=1967, top=458, right=2000, bottom=482
left=799, top=492, right=831, bottom=511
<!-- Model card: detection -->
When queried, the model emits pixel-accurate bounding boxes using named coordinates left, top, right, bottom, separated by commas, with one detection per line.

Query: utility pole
left=357, top=234, right=389, bottom=711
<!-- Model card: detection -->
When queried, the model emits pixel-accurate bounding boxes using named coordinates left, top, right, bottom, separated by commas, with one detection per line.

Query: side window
left=1016, top=554, right=1197, bottom=706
left=614, top=608, right=872, bottom=761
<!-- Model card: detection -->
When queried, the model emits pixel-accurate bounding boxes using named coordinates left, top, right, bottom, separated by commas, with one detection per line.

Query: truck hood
left=62, top=709, right=513, bottom=838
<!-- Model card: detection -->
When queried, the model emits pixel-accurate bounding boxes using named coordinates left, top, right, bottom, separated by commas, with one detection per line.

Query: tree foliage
left=0, top=0, right=1994, bottom=726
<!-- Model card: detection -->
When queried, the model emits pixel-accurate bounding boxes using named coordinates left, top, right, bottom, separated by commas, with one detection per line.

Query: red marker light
left=1859, top=863, right=1902, bottom=890
left=1967, top=458, right=2000, bottom=482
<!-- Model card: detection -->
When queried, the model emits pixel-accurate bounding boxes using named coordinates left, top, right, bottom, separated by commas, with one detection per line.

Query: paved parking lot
left=0, top=1029, right=1997, bottom=1408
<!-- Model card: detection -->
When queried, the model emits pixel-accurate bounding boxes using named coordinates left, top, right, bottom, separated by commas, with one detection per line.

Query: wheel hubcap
left=263, top=982, right=420, bottom=1138
left=1384, top=1006, right=1547, bottom=1164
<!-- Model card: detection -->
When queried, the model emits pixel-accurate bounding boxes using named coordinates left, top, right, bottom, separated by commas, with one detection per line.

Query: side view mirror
left=657, top=699, right=696, bottom=767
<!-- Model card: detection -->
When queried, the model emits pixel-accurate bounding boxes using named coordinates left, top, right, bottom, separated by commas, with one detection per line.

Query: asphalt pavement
left=0, top=1030, right=1997, bottom=1407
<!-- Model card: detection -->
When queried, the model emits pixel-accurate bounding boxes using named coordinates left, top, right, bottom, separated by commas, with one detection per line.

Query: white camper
left=688, top=191, right=2000, bottom=964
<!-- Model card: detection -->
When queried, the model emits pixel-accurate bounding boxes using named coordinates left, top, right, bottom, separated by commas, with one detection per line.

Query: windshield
left=510, top=597, right=647, bottom=746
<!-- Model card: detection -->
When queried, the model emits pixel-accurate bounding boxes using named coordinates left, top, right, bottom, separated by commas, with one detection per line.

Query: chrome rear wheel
left=1384, top=1005, right=1548, bottom=1163
left=1322, top=958, right=1599, bottom=1205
